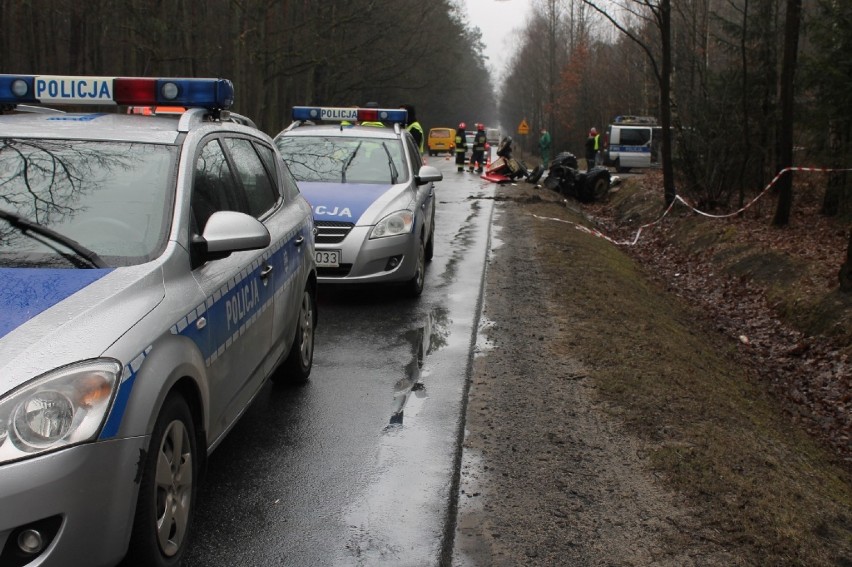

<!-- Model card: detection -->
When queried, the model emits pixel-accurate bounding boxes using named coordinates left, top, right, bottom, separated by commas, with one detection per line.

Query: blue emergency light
left=292, top=106, right=407, bottom=124
left=0, top=75, right=234, bottom=109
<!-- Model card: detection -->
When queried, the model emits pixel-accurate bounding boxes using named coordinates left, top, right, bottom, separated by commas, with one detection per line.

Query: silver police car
left=274, top=106, right=442, bottom=297
left=0, top=75, right=317, bottom=567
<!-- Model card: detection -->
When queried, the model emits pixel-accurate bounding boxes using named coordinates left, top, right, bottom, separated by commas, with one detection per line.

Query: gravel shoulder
left=452, top=179, right=852, bottom=566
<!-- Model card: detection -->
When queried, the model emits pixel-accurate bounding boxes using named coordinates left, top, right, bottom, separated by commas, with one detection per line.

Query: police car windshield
left=0, top=138, right=176, bottom=268
left=276, top=136, right=409, bottom=185
left=0, top=209, right=106, bottom=268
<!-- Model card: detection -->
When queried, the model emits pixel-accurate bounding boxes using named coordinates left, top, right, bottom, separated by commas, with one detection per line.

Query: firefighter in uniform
left=469, top=123, right=488, bottom=173
left=454, top=122, right=468, bottom=173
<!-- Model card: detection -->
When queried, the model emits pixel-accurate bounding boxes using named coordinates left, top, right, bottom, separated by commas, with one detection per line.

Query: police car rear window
left=618, top=128, right=651, bottom=146
left=0, top=139, right=175, bottom=268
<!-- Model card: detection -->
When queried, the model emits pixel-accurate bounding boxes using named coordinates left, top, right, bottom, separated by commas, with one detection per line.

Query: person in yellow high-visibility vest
left=401, top=105, right=424, bottom=154
left=585, top=127, right=601, bottom=170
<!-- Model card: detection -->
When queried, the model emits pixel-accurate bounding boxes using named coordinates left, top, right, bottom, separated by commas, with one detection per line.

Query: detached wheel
left=405, top=238, right=426, bottom=297
left=527, top=164, right=545, bottom=184
left=274, top=284, right=316, bottom=384
left=542, top=174, right=561, bottom=192
left=590, top=175, right=610, bottom=201
left=124, top=395, right=197, bottom=567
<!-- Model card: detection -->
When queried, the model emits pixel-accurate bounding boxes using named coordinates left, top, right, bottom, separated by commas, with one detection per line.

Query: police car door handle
left=294, top=235, right=305, bottom=246
left=260, top=264, right=274, bottom=279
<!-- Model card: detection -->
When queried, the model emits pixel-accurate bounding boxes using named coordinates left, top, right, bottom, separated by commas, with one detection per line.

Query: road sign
left=517, top=119, right=529, bottom=135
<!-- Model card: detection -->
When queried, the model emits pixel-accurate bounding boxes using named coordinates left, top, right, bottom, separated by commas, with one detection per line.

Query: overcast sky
left=460, top=0, right=533, bottom=84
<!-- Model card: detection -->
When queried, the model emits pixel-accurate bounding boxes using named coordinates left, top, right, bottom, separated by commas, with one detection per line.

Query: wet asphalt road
left=182, top=155, right=496, bottom=567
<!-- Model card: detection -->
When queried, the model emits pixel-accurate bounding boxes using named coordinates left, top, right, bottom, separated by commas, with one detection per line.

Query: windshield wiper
left=0, top=209, right=107, bottom=268
left=381, top=142, right=399, bottom=184
left=341, top=141, right=363, bottom=183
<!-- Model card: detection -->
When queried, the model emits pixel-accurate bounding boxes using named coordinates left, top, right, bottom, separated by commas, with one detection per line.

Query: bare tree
left=581, top=0, right=675, bottom=206
left=771, top=0, right=802, bottom=226
left=0, top=0, right=493, bottom=136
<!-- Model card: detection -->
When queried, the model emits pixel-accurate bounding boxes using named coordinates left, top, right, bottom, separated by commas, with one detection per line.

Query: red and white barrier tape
left=533, top=166, right=852, bottom=246
left=678, top=166, right=852, bottom=220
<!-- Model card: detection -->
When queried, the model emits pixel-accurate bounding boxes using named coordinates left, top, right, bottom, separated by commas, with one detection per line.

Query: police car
left=274, top=106, right=442, bottom=297
left=0, top=75, right=317, bottom=567
left=602, top=115, right=662, bottom=172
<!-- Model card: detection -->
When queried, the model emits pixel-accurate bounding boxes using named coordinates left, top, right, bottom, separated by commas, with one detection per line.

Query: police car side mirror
left=415, top=165, right=443, bottom=186
left=191, top=211, right=271, bottom=266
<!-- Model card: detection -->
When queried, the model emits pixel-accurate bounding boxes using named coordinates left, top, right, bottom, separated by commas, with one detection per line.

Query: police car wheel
left=124, top=395, right=197, bottom=567
left=405, top=239, right=426, bottom=297
left=275, top=285, right=316, bottom=384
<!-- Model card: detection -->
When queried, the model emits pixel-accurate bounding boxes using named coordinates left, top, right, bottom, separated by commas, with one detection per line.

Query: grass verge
left=517, top=186, right=852, bottom=566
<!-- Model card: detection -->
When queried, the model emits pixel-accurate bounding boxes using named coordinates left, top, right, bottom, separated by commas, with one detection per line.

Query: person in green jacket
left=539, top=128, right=552, bottom=165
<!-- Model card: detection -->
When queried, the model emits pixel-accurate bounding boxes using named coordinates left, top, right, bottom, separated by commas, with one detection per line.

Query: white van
left=485, top=127, right=501, bottom=145
left=602, top=116, right=662, bottom=172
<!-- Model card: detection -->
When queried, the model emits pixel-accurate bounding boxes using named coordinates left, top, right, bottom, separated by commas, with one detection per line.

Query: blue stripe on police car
left=299, top=181, right=393, bottom=222
left=0, top=268, right=113, bottom=340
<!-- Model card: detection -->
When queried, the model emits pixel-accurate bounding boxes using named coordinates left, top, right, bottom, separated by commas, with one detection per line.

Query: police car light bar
left=0, top=75, right=234, bottom=109
left=292, top=106, right=407, bottom=124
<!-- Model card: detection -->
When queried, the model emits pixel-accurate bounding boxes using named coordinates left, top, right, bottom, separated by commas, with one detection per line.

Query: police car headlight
left=0, top=360, right=121, bottom=463
left=370, top=210, right=413, bottom=239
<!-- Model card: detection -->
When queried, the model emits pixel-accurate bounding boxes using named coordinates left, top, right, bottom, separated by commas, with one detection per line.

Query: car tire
left=405, top=238, right=426, bottom=297
left=542, top=173, right=561, bottom=192
left=123, top=394, right=197, bottom=567
left=590, top=174, right=610, bottom=201
left=274, top=284, right=316, bottom=384
left=527, top=164, right=545, bottom=184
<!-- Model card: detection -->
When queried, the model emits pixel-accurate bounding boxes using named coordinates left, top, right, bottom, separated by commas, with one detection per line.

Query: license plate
left=315, top=250, right=340, bottom=268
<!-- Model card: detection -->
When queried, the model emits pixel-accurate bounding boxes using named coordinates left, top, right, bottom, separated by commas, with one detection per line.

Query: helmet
left=458, top=122, right=466, bottom=130
left=477, top=123, right=485, bottom=131
left=590, top=127, right=597, bottom=135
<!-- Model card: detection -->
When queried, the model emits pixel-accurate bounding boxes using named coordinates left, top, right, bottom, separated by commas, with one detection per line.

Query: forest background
left=1, top=0, right=851, bottom=226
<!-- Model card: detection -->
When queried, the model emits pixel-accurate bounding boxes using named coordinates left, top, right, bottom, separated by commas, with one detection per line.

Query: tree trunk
left=822, top=118, right=843, bottom=216
left=660, top=0, right=676, bottom=207
left=772, top=0, right=802, bottom=226
left=839, top=229, right=852, bottom=292
left=737, top=0, right=751, bottom=211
